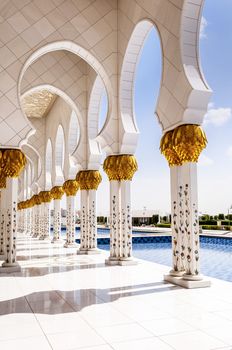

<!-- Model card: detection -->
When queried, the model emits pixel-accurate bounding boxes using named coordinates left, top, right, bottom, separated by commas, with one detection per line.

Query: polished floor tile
left=1, top=235, right=232, bottom=350
left=95, top=323, right=153, bottom=343
left=0, top=336, right=52, bottom=350
left=160, top=330, right=227, bottom=350
left=111, top=337, right=174, bottom=350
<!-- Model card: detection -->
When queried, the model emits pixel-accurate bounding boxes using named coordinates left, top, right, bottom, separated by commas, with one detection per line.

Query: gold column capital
left=76, top=170, right=102, bottom=190
left=34, top=194, right=41, bottom=206
left=160, top=124, right=207, bottom=166
left=103, top=154, right=138, bottom=181
left=160, top=130, right=182, bottom=166
left=0, top=149, right=26, bottom=178
left=39, top=190, right=52, bottom=203
left=63, top=180, right=79, bottom=196
left=0, top=175, right=6, bottom=189
left=51, top=186, right=64, bottom=200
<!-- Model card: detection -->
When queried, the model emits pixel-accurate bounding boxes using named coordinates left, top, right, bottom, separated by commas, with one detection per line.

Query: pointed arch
left=55, top=124, right=65, bottom=184
left=68, top=111, right=80, bottom=156
left=119, top=20, right=163, bottom=153
left=45, top=138, right=52, bottom=189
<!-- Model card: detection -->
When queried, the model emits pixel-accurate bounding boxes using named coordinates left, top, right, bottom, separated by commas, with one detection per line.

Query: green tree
left=218, top=213, right=225, bottom=220
left=151, top=214, right=159, bottom=225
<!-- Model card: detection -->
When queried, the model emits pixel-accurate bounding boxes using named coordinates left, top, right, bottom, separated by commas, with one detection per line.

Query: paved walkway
left=0, top=235, right=232, bottom=349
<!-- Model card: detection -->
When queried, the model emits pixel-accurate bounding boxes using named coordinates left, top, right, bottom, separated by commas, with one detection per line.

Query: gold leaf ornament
left=0, top=149, right=26, bottom=178
left=50, top=186, right=64, bottom=200
left=160, top=124, right=207, bottom=166
left=76, top=170, right=102, bottom=190
left=160, top=130, right=182, bottom=166
left=103, top=155, right=138, bottom=181
left=39, top=191, right=52, bottom=203
left=63, top=180, right=79, bottom=196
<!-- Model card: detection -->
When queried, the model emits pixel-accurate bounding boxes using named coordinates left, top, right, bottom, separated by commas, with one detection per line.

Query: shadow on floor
left=0, top=281, right=180, bottom=315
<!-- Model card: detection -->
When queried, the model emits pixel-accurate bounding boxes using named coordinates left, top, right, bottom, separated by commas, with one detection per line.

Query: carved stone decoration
left=22, top=90, right=56, bottom=119
left=1, top=149, right=26, bottom=178
left=64, top=195, right=77, bottom=248
left=63, top=180, right=79, bottom=196
left=51, top=186, right=64, bottom=200
left=76, top=170, right=102, bottom=190
left=52, top=199, right=62, bottom=243
left=103, top=156, right=137, bottom=265
left=103, top=155, right=138, bottom=181
left=0, top=178, right=21, bottom=272
left=160, top=124, right=207, bottom=166
left=77, top=171, right=101, bottom=255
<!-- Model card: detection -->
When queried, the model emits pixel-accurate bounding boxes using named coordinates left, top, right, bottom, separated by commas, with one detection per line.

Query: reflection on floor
left=1, top=235, right=232, bottom=349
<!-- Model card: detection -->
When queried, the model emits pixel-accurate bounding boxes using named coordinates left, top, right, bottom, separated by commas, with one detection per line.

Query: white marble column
left=103, top=155, right=138, bottom=266
left=161, top=124, right=210, bottom=288
left=89, top=189, right=97, bottom=250
left=31, top=206, right=35, bottom=237
left=79, top=190, right=88, bottom=252
left=22, top=208, right=27, bottom=234
left=36, top=204, right=42, bottom=238
left=119, top=180, right=133, bottom=264
left=0, top=189, right=6, bottom=259
left=106, top=180, right=121, bottom=264
left=181, top=162, right=201, bottom=280
left=42, top=202, right=50, bottom=240
left=64, top=195, right=77, bottom=247
left=26, top=208, right=32, bottom=235
left=62, top=180, right=79, bottom=248
left=34, top=205, right=40, bottom=237
left=52, top=199, right=62, bottom=242
left=169, top=166, right=186, bottom=276
left=17, top=208, right=22, bottom=233
left=0, top=178, right=20, bottom=272
left=76, top=170, right=102, bottom=255
left=38, top=203, right=45, bottom=239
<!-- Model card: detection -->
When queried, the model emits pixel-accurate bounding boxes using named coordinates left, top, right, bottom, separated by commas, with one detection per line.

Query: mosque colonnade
left=0, top=0, right=212, bottom=288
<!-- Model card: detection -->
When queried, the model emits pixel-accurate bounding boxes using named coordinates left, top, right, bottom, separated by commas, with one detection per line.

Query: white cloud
left=203, top=104, right=232, bottom=127
left=200, top=16, right=208, bottom=39
left=198, top=154, right=213, bottom=166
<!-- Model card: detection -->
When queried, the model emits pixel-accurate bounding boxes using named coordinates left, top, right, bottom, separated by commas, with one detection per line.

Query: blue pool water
left=98, top=237, right=232, bottom=283
left=59, top=227, right=157, bottom=237
left=59, top=227, right=232, bottom=282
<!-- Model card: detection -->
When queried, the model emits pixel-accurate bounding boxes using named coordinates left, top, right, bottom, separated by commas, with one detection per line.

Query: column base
left=39, top=235, right=50, bottom=241
left=105, top=257, right=137, bottom=266
left=0, top=262, right=21, bottom=273
left=169, top=269, right=185, bottom=277
left=164, top=274, right=211, bottom=289
left=77, top=248, right=101, bottom=255
left=118, top=258, right=137, bottom=266
left=64, top=242, right=78, bottom=248
left=51, top=238, right=63, bottom=243
left=105, top=257, right=120, bottom=266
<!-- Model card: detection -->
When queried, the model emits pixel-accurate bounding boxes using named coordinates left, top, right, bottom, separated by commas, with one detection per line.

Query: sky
left=96, top=0, right=232, bottom=216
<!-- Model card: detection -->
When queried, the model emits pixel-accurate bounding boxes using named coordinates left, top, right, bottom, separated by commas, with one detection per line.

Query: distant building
left=132, top=209, right=159, bottom=226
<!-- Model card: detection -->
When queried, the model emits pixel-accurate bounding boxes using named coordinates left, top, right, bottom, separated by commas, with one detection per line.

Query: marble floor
left=0, top=236, right=232, bottom=350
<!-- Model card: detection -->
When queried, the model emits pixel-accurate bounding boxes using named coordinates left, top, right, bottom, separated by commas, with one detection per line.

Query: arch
left=22, top=143, right=42, bottom=185
left=21, top=85, right=83, bottom=151
left=119, top=19, right=162, bottom=153
left=68, top=110, right=80, bottom=156
left=55, top=124, right=65, bottom=183
left=88, top=75, right=108, bottom=139
left=45, top=138, right=53, bottom=189
left=18, top=41, right=114, bottom=136
left=180, top=0, right=212, bottom=124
